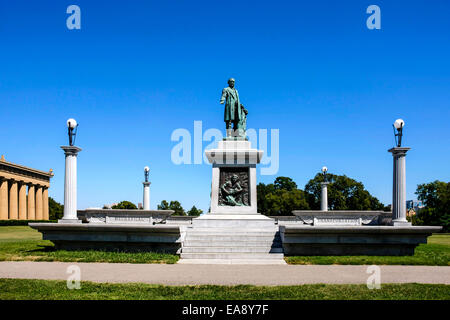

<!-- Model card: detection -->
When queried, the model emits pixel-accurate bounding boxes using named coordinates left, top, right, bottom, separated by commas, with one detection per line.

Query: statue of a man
left=220, top=78, right=248, bottom=138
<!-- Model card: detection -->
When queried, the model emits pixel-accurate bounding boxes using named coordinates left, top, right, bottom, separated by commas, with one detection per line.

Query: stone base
left=392, top=220, right=412, bottom=226
left=281, top=225, right=442, bottom=256
left=29, top=223, right=184, bottom=254
left=58, top=219, right=82, bottom=224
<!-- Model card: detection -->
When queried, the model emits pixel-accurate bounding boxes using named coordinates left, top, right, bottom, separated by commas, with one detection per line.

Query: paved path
left=0, top=262, right=449, bottom=285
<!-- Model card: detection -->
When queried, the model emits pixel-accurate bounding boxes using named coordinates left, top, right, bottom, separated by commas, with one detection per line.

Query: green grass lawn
left=0, top=226, right=178, bottom=264
left=0, top=278, right=448, bottom=300
left=0, top=226, right=448, bottom=265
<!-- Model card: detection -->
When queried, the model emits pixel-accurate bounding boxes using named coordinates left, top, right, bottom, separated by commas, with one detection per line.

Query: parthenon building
left=0, top=155, right=53, bottom=220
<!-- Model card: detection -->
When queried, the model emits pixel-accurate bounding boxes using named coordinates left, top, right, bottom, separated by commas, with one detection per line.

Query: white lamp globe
left=322, top=166, right=328, bottom=173
left=144, top=166, right=150, bottom=172
left=67, top=118, right=77, bottom=129
left=394, top=119, right=404, bottom=129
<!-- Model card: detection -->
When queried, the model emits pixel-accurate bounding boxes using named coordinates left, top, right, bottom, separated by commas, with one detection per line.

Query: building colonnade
left=0, top=156, right=53, bottom=220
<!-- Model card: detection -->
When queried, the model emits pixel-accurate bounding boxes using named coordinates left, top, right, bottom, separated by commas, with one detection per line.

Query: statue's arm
left=220, top=88, right=227, bottom=104
left=221, top=182, right=230, bottom=194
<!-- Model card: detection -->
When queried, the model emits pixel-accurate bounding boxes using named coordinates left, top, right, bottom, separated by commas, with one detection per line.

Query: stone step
left=177, top=259, right=287, bottom=265
left=185, top=235, right=280, bottom=242
left=182, top=247, right=283, bottom=253
left=180, top=252, right=285, bottom=260
left=183, top=240, right=282, bottom=247
left=186, top=230, right=279, bottom=235
left=188, top=227, right=279, bottom=232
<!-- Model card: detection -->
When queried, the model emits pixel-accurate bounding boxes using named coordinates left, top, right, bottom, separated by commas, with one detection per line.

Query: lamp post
left=320, top=166, right=329, bottom=211
left=59, top=118, right=82, bottom=223
left=143, top=166, right=151, bottom=210
left=389, top=119, right=411, bottom=226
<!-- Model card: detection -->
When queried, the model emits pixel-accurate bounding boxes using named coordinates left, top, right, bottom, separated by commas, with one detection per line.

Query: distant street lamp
left=393, top=118, right=404, bottom=147
left=67, top=118, right=79, bottom=146
left=322, top=166, right=328, bottom=182
left=144, top=166, right=150, bottom=182
left=320, top=166, right=329, bottom=211
left=143, top=166, right=151, bottom=210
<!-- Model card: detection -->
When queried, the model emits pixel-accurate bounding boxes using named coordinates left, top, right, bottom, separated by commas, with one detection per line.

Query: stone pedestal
left=320, top=182, right=329, bottom=211
left=59, top=146, right=82, bottom=224
left=143, top=182, right=150, bottom=210
left=205, top=139, right=263, bottom=215
left=196, top=139, right=275, bottom=228
left=389, top=147, right=411, bottom=226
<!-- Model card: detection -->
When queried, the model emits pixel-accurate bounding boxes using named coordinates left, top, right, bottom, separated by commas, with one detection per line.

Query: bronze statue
left=220, top=78, right=248, bottom=138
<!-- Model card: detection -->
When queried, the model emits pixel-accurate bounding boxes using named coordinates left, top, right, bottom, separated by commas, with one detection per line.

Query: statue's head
left=228, top=78, right=235, bottom=88
left=231, top=174, right=239, bottom=183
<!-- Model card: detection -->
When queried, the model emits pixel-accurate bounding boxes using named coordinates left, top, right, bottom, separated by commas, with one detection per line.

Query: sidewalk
left=0, top=261, right=449, bottom=285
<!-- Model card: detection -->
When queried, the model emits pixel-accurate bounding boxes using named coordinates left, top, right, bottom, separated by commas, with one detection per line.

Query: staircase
left=179, top=226, right=285, bottom=264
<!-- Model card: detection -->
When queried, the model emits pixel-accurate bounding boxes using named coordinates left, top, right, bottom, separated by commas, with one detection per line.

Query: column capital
left=388, top=147, right=410, bottom=156
left=320, top=182, right=330, bottom=186
left=61, top=146, right=82, bottom=155
left=143, top=182, right=151, bottom=186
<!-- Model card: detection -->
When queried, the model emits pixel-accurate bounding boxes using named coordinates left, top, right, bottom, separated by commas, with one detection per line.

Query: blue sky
left=0, top=0, right=449, bottom=213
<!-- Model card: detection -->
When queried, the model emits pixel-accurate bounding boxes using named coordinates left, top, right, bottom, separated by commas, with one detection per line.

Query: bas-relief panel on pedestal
left=218, top=167, right=250, bottom=207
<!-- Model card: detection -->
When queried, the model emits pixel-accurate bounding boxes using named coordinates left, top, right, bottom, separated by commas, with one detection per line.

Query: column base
left=58, top=219, right=82, bottom=224
left=391, top=220, right=412, bottom=226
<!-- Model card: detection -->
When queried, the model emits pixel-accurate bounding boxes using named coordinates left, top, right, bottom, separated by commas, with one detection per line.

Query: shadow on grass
left=26, top=245, right=56, bottom=253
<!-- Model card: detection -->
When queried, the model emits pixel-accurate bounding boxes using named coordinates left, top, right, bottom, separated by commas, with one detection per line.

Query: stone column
left=43, top=187, right=49, bottom=220
left=389, top=147, right=411, bottom=226
left=0, top=178, right=8, bottom=220
left=320, top=182, right=329, bottom=211
left=35, top=186, right=43, bottom=220
left=18, top=182, right=27, bottom=220
left=9, top=180, right=18, bottom=219
left=27, top=184, right=36, bottom=220
left=143, top=182, right=151, bottom=210
left=60, top=146, right=82, bottom=223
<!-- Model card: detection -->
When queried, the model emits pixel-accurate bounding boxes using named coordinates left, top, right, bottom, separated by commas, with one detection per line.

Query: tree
left=157, top=200, right=186, bottom=216
left=274, top=177, right=297, bottom=191
left=257, top=182, right=276, bottom=215
left=265, top=188, right=309, bottom=216
left=412, top=180, right=449, bottom=232
left=304, top=172, right=385, bottom=211
left=257, top=177, right=309, bottom=216
left=187, top=205, right=203, bottom=216
left=49, top=197, right=64, bottom=220
left=112, top=201, right=137, bottom=209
